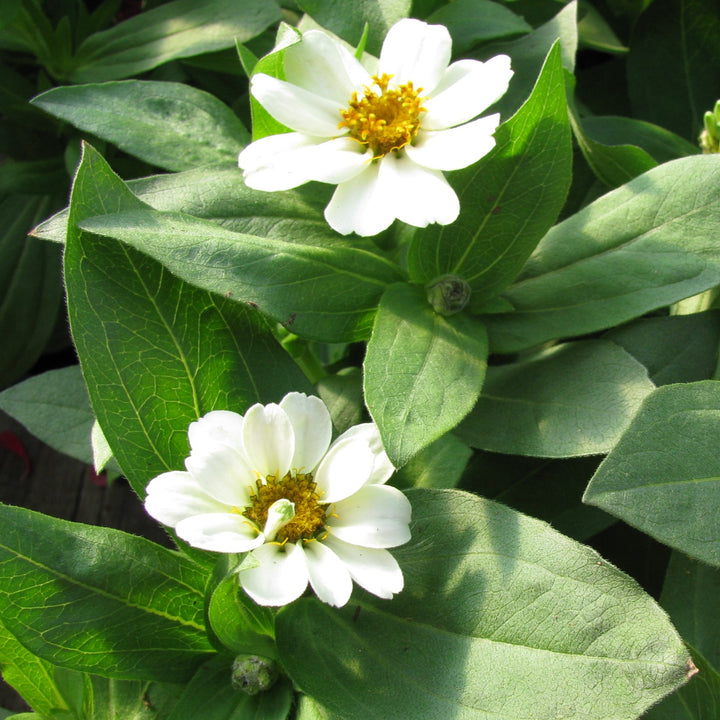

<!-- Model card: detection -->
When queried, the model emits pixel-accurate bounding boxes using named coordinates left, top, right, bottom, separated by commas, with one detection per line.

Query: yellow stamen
left=339, top=74, right=426, bottom=158
left=243, top=472, right=326, bottom=543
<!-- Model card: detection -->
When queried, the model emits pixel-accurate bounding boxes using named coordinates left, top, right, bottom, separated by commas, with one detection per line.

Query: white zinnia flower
left=238, top=18, right=513, bottom=237
left=144, top=392, right=411, bottom=608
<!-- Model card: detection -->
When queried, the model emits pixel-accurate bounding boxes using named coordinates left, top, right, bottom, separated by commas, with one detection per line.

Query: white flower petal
left=240, top=542, right=309, bottom=606
left=315, top=435, right=374, bottom=503
left=329, top=484, right=412, bottom=548
left=144, top=470, right=228, bottom=528
left=379, top=19, right=451, bottom=94
left=324, top=536, right=404, bottom=599
left=284, top=29, right=372, bottom=104
left=333, top=423, right=394, bottom=484
left=279, top=392, right=332, bottom=472
left=423, top=55, right=513, bottom=131
left=324, top=163, right=397, bottom=236
left=175, top=512, right=263, bottom=553
left=303, top=541, right=353, bottom=607
left=188, top=410, right=244, bottom=453
left=406, top=114, right=500, bottom=171
left=239, top=132, right=324, bottom=191
left=304, top=137, right=372, bottom=184
left=251, top=73, right=343, bottom=137
left=379, top=153, right=459, bottom=228
left=242, top=402, right=295, bottom=478
left=185, top=442, right=254, bottom=507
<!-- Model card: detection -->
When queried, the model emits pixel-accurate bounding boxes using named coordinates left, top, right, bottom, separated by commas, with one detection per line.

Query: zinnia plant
left=0, top=1, right=717, bottom=719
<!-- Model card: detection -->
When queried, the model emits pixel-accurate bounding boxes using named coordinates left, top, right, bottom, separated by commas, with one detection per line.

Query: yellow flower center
left=339, top=73, right=426, bottom=158
left=243, top=472, right=327, bottom=543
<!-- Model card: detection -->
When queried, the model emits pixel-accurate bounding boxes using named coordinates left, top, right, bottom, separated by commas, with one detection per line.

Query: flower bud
left=231, top=654, right=279, bottom=695
left=425, top=275, right=471, bottom=315
left=699, top=100, right=720, bottom=153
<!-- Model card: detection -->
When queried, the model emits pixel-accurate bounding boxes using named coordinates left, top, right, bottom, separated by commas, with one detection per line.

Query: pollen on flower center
left=339, top=73, right=426, bottom=158
left=243, top=472, right=326, bottom=543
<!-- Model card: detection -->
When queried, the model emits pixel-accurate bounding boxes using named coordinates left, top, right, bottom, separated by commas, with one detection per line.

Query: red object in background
left=0, top=431, right=31, bottom=480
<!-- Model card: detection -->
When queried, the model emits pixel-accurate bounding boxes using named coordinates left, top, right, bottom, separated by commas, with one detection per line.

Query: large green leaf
left=0, top=504, right=212, bottom=682
left=457, top=340, right=655, bottom=457
left=32, top=166, right=329, bottom=244
left=584, top=381, right=720, bottom=567
left=364, top=284, right=488, bottom=467
left=76, top=205, right=402, bottom=346
left=407, top=41, right=572, bottom=309
left=276, top=488, right=691, bottom=720
left=64, top=144, right=311, bottom=494
left=627, top=0, right=720, bottom=140
left=31, top=81, right=249, bottom=172
left=0, top=194, right=63, bottom=390
left=483, top=155, right=720, bottom=353
left=68, top=0, right=281, bottom=83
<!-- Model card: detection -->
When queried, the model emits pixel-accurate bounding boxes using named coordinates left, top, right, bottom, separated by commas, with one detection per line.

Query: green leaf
left=0, top=504, right=212, bottom=682
left=426, top=0, right=531, bottom=54
left=627, top=0, right=720, bottom=140
left=296, top=0, right=411, bottom=56
left=581, top=115, right=698, bottom=164
left=645, top=552, right=720, bottom=717
left=165, top=656, right=292, bottom=720
left=584, top=381, right=720, bottom=567
left=32, top=81, right=249, bottom=172
left=316, top=368, right=364, bottom=436
left=0, top=194, right=63, bottom=390
left=64, top=144, right=311, bottom=494
left=457, top=340, right=655, bottom=457
left=659, top=553, right=720, bottom=672
left=0, top=365, right=104, bottom=469
left=245, top=23, right=302, bottom=142
left=69, top=0, right=281, bottom=83
left=577, top=1, right=628, bottom=54
left=76, top=205, right=402, bottom=346
left=567, top=74, right=657, bottom=188
left=407, top=41, right=572, bottom=309
left=605, top=311, right=720, bottom=386
left=32, top=166, right=329, bottom=244
left=364, top=284, right=488, bottom=467
left=276, top=488, right=691, bottom=720
left=86, top=675, right=183, bottom=720
left=645, top=646, right=719, bottom=719
left=394, top=432, right=472, bottom=489
left=483, top=155, right=720, bottom=353
left=482, top=1, right=577, bottom=120
left=0, top=617, right=71, bottom=718
left=206, top=559, right=277, bottom=659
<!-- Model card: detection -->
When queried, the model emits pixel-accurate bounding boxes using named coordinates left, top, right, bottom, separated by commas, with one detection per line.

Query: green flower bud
left=699, top=100, right=720, bottom=153
left=231, top=654, right=279, bottom=695
left=425, top=275, right=471, bottom=316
